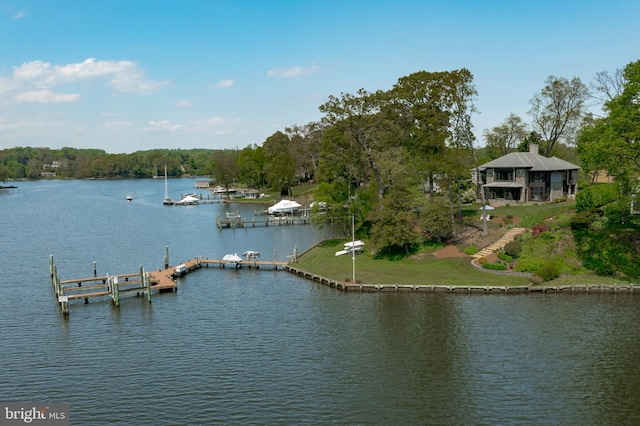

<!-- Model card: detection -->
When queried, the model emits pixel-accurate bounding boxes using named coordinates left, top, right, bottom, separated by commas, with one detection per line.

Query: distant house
left=478, top=144, right=579, bottom=203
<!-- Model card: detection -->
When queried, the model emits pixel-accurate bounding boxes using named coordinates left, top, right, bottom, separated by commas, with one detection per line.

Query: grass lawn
left=296, top=239, right=532, bottom=286
left=484, top=200, right=577, bottom=227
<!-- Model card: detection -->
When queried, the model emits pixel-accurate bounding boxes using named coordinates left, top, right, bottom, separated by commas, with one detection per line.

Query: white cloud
left=211, top=79, right=234, bottom=89
left=0, top=120, right=41, bottom=130
left=12, top=11, right=26, bottom=19
left=147, top=120, right=183, bottom=131
left=15, top=90, right=80, bottom=103
left=267, top=63, right=319, bottom=78
left=176, top=100, right=193, bottom=107
left=10, top=58, right=168, bottom=94
left=103, top=120, right=134, bottom=129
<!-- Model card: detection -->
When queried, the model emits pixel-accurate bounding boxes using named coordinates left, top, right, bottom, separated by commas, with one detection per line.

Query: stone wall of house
left=516, top=168, right=527, bottom=202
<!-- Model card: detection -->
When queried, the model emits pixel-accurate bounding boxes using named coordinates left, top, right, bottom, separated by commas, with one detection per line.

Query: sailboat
left=163, top=166, right=174, bottom=205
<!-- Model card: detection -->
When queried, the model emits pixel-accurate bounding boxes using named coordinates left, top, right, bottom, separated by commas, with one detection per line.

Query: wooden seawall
left=284, top=266, right=638, bottom=294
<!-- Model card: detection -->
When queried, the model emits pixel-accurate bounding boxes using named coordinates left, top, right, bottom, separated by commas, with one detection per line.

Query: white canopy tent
left=268, top=199, right=301, bottom=215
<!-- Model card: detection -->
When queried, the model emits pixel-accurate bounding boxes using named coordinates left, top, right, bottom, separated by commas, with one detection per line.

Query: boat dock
left=50, top=253, right=289, bottom=315
left=216, top=212, right=312, bottom=229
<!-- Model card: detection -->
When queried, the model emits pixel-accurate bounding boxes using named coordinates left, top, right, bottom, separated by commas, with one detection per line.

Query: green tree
left=578, top=60, right=640, bottom=192
left=529, top=75, right=589, bottom=156
left=262, top=131, right=291, bottom=159
left=285, top=121, right=324, bottom=183
left=419, top=196, right=455, bottom=242
left=320, top=88, right=394, bottom=201
left=265, top=152, right=296, bottom=196
left=368, top=185, right=421, bottom=255
left=237, top=145, right=267, bottom=188
left=209, top=151, right=239, bottom=191
left=483, top=114, right=528, bottom=159
left=0, top=163, right=10, bottom=182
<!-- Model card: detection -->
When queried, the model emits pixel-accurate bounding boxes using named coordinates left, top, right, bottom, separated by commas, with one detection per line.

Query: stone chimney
left=529, top=143, right=539, bottom=155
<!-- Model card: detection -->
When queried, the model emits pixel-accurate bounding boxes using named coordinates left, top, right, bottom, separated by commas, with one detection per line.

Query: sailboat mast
left=164, top=165, right=168, bottom=199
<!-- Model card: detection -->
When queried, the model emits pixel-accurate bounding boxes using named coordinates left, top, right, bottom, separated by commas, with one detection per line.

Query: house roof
left=479, top=152, right=580, bottom=172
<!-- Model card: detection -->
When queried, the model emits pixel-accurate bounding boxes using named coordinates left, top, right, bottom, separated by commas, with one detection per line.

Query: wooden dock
left=49, top=254, right=289, bottom=315
left=216, top=212, right=312, bottom=229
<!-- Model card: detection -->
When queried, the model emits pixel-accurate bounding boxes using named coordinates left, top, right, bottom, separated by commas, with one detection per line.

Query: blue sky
left=0, top=0, right=637, bottom=153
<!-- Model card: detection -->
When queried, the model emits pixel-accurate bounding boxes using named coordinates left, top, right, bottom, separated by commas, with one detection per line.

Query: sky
left=0, top=0, right=637, bottom=153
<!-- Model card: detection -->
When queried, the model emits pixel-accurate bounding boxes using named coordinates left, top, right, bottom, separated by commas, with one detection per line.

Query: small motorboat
left=126, top=195, right=133, bottom=201
left=243, top=251, right=260, bottom=260
left=222, top=253, right=243, bottom=266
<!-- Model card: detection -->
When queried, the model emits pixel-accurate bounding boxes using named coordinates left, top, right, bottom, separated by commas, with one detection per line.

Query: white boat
left=335, top=247, right=363, bottom=256
left=222, top=253, right=243, bottom=265
left=268, top=199, right=301, bottom=215
left=163, top=165, right=173, bottom=205
left=344, top=240, right=365, bottom=249
left=336, top=240, right=364, bottom=256
left=243, top=251, right=260, bottom=260
left=176, top=195, right=199, bottom=205
left=126, top=195, right=133, bottom=201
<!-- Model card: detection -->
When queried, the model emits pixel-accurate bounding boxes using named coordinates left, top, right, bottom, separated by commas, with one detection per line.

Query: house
left=478, top=144, right=579, bottom=203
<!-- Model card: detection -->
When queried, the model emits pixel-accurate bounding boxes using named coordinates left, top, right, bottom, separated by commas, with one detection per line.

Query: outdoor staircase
left=472, top=227, right=527, bottom=259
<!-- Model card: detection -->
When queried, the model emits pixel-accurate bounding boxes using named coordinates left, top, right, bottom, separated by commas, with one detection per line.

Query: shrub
left=576, top=183, right=620, bottom=211
left=464, top=246, right=479, bottom=255
left=535, top=262, right=561, bottom=281
left=498, top=252, right=513, bottom=263
left=482, top=262, right=508, bottom=271
left=515, top=256, right=546, bottom=273
left=503, top=240, right=522, bottom=258
left=532, top=224, right=551, bottom=235
left=570, top=209, right=599, bottom=230
left=478, top=257, right=487, bottom=265
left=539, top=231, right=556, bottom=242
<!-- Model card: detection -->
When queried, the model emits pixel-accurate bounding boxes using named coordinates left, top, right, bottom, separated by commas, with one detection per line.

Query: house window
left=531, top=186, right=544, bottom=201
left=495, top=170, right=513, bottom=181
left=530, top=172, right=545, bottom=183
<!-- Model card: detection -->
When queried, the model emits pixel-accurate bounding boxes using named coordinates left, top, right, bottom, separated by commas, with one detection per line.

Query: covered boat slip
left=216, top=199, right=312, bottom=229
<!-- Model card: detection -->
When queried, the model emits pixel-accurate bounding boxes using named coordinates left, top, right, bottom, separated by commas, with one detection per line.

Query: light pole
left=351, top=212, right=356, bottom=283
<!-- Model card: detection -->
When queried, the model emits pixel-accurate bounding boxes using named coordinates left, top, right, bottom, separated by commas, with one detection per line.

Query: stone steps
left=472, top=227, right=527, bottom=259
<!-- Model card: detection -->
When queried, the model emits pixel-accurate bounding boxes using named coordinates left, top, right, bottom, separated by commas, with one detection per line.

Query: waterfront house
left=478, top=144, right=579, bottom=204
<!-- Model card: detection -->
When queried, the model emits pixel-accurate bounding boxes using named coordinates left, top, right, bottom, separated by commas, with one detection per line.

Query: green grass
left=296, top=239, right=531, bottom=286
left=493, top=200, right=577, bottom=227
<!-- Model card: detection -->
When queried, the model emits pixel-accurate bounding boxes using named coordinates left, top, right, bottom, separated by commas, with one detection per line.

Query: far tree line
left=2, top=60, right=639, bottom=254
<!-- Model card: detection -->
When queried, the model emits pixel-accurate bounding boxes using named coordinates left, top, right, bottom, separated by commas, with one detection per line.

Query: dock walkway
left=50, top=254, right=288, bottom=315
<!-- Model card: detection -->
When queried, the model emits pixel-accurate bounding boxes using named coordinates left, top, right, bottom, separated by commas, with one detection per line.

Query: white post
left=351, top=213, right=356, bottom=283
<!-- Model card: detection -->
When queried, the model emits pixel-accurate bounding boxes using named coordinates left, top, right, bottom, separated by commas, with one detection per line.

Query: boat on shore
left=335, top=240, right=364, bottom=256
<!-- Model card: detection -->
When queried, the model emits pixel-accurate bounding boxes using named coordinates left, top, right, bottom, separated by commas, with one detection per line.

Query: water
left=1, top=180, right=640, bottom=425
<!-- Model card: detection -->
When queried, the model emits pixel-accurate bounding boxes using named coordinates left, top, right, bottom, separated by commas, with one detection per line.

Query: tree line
left=0, top=147, right=218, bottom=180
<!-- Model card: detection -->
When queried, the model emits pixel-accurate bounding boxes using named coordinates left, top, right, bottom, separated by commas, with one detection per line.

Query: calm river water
left=1, top=179, right=640, bottom=425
